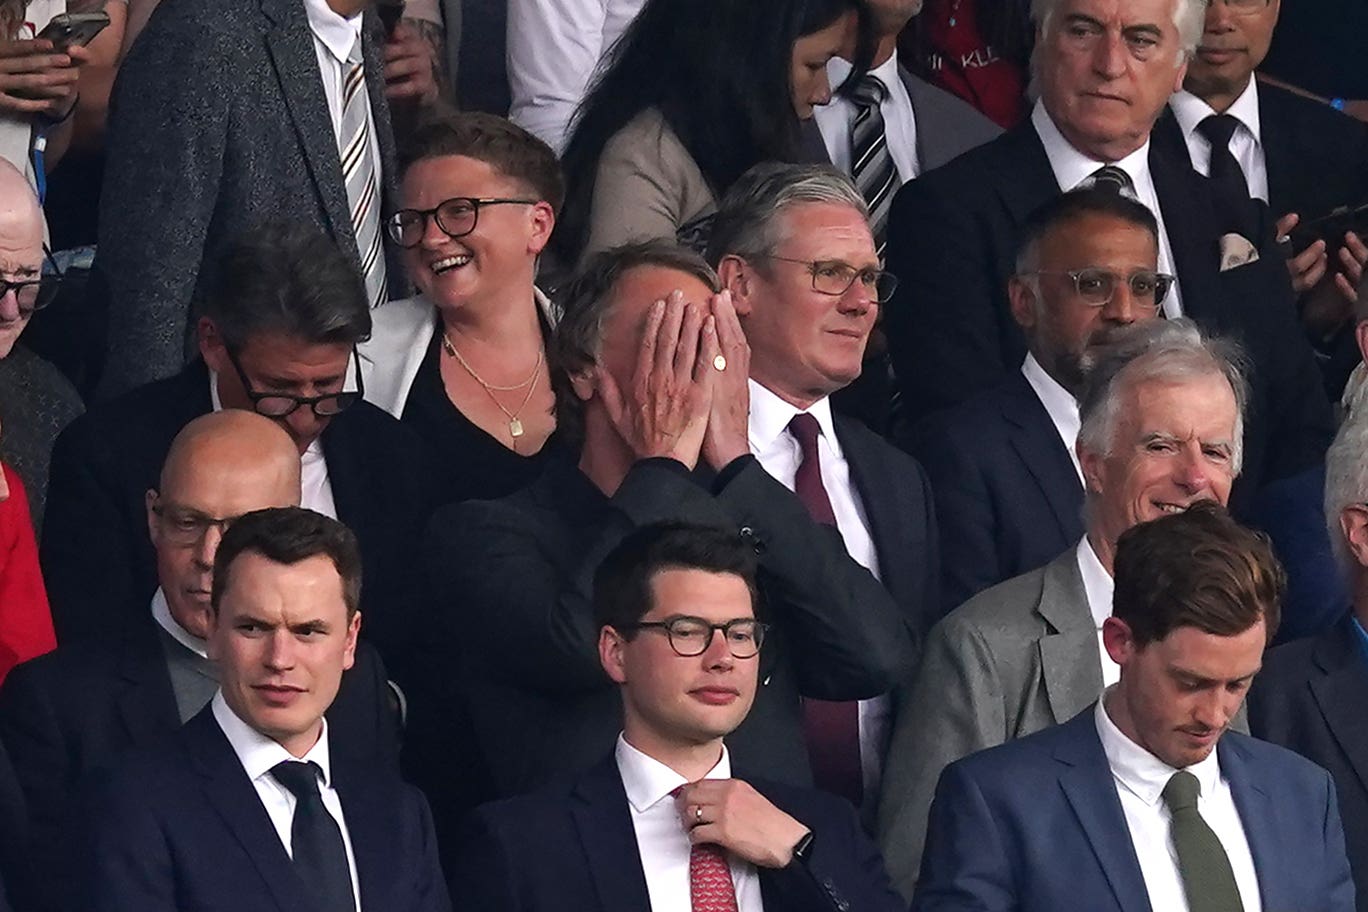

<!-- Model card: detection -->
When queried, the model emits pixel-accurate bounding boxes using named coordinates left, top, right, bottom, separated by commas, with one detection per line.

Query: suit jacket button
left=738, top=526, right=765, bottom=554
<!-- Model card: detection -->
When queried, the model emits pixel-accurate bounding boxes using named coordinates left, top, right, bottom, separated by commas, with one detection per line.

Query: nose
left=264, top=629, right=296, bottom=671
left=282, top=408, right=325, bottom=452
left=193, top=522, right=224, bottom=570
left=419, top=210, right=448, bottom=249
left=1101, top=282, right=1138, bottom=325
left=0, top=288, right=19, bottom=323
left=1206, top=0, right=1236, bottom=32
left=1193, top=688, right=1235, bottom=733
left=810, top=70, right=833, bottom=107
left=1173, top=444, right=1213, bottom=493
left=701, top=628, right=736, bottom=670
left=1092, top=29, right=1128, bottom=79
left=838, top=279, right=875, bottom=315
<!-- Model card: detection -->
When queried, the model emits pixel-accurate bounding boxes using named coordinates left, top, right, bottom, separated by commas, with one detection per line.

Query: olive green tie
left=1160, top=771, right=1244, bottom=912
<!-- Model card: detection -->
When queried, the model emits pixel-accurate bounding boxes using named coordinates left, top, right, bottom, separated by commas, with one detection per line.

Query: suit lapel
left=569, top=758, right=653, bottom=911
left=114, top=624, right=181, bottom=744
left=1221, top=736, right=1294, bottom=912
left=1308, top=618, right=1368, bottom=797
left=1149, top=139, right=1227, bottom=324
left=1001, top=372, right=1084, bottom=538
left=990, top=124, right=1061, bottom=228
left=259, top=0, right=355, bottom=253
left=1258, top=93, right=1297, bottom=217
left=1035, top=551, right=1105, bottom=724
left=834, top=416, right=913, bottom=607
left=320, top=414, right=367, bottom=534
left=184, top=709, right=313, bottom=912
left=1054, top=713, right=1153, bottom=912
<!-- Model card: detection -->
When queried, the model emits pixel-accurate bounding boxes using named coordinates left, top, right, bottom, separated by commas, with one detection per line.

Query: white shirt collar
left=1020, top=353, right=1083, bottom=481
left=827, top=48, right=901, bottom=93
left=150, top=588, right=210, bottom=659
left=1169, top=74, right=1262, bottom=147
left=615, top=734, right=732, bottom=814
left=1032, top=100, right=1154, bottom=193
left=1076, top=536, right=1114, bottom=630
left=212, top=690, right=335, bottom=787
left=746, top=379, right=842, bottom=459
left=1095, top=688, right=1222, bottom=807
left=301, top=0, right=364, bottom=65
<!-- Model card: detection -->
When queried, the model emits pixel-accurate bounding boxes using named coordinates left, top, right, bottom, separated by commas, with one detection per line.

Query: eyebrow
left=1170, top=665, right=1261, bottom=687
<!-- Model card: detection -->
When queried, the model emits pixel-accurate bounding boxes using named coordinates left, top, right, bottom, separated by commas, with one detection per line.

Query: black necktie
left=1088, top=165, right=1135, bottom=197
left=271, top=760, right=356, bottom=912
left=1196, top=114, right=1250, bottom=207
left=1161, top=771, right=1244, bottom=912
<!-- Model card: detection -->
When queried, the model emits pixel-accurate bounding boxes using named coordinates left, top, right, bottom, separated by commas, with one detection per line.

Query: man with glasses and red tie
left=41, top=223, right=435, bottom=677
left=451, top=522, right=906, bottom=912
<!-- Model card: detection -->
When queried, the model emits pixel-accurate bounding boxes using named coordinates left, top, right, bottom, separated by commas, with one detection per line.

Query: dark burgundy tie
left=787, top=413, right=863, bottom=806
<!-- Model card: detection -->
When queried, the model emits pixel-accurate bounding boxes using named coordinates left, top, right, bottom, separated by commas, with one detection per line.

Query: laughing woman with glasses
left=359, top=113, right=566, bottom=505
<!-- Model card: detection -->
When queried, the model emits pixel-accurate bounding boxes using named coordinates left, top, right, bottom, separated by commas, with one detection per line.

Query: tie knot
left=1088, top=165, right=1135, bottom=197
left=1161, top=770, right=1202, bottom=812
left=1198, top=113, right=1240, bottom=148
left=347, top=36, right=364, bottom=67
left=851, top=75, right=888, bottom=109
left=788, top=413, right=822, bottom=452
left=272, top=760, right=324, bottom=800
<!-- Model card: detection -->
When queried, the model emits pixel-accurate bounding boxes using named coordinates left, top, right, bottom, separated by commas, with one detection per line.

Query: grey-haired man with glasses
left=705, top=162, right=940, bottom=824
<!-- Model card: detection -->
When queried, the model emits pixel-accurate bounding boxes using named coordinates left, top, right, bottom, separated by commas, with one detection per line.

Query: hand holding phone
left=35, top=11, right=110, bottom=52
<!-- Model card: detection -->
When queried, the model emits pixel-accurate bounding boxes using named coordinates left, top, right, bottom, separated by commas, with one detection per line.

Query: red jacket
left=0, top=463, right=56, bottom=683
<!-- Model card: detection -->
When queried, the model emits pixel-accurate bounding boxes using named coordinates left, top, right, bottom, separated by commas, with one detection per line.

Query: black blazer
left=908, top=371, right=1084, bottom=615
left=79, top=706, right=449, bottom=912
left=884, top=117, right=1335, bottom=506
left=1249, top=615, right=1368, bottom=912
left=407, top=455, right=915, bottom=865
left=451, top=753, right=906, bottom=912
left=0, top=619, right=398, bottom=912
left=96, top=0, right=407, bottom=395
left=39, top=360, right=436, bottom=670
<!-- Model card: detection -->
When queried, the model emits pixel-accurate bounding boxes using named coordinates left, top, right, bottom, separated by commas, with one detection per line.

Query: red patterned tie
left=689, top=842, right=739, bottom=912
left=788, top=413, right=864, bottom=806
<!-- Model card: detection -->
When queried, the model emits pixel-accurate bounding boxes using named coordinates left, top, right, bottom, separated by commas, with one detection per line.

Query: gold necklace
left=441, top=332, right=544, bottom=440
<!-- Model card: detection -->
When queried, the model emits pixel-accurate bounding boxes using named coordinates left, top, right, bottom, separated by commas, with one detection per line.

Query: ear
left=527, top=201, right=556, bottom=256
left=599, top=626, right=629, bottom=684
left=1078, top=440, right=1106, bottom=496
left=1340, top=505, right=1368, bottom=571
left=145, top=489, right=160, bottom=547
left=341, top=611, right=361, bottom=671
left=569, top=366, right=596, bottom=403
left=1007, top=275, right=1038, bottom=332
left=717, top=255, right=754, bottom=316
left=1171, top=56, right=1189, bottom=94
left=198, top=317, right=228, bottom=372
left=205, top=608, right=222, bottom=662
left=1101, top=615, right=1136, bottom=667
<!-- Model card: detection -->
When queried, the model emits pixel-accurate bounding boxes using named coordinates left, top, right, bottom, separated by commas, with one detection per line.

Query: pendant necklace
left=442, top=331, right=543, bottom=441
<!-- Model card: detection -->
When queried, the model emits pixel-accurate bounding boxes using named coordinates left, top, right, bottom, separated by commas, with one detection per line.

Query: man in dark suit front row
left=453, top=522, right=904, bottom=911
left=81, top=507, right=450, bottom=912
left=915, top=502, right=1354, bottom=912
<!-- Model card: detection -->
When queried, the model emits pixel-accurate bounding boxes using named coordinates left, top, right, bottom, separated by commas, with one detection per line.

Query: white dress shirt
left=814, top=51, right=921, bottom=182
left=1020, top=353, right=1084, bottom=484
left=746, top=380, right=890, bottom=804
left=1169, top=76, right=1268, bottom=203
left=151, top=588, right=209, bottom=658
left=1032, top=101, right=1184, bottom=317
left=615, top=735, right=763, bottom=912
left=1076, top=537, right=1119, bottom=688
left=506, top=0, right=645, bottom=153
left=212, top=692, right=363, bottom=912
left=301, top=0, right=382, bottom=188
left=208, top=371, right=338, bottom=518
left=1094, top=696, right=1263, bottom=912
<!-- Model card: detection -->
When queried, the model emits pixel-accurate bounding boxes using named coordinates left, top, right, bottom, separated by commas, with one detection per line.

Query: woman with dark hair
left=554, top=0, right=860, bottom=265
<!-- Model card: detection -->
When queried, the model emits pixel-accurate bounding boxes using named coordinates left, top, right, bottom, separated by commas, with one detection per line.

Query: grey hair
left=704, top=162, right=869, bottom=267
left=1030, top=0, right=1205, bottom=63
left=1077, top=319, right=1249, bottom=475
left=1324, top=406, right=1368, bottom=578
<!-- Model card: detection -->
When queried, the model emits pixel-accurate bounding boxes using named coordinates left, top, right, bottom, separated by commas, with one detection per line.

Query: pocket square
left=1218, top=233, right=1260, bottom=271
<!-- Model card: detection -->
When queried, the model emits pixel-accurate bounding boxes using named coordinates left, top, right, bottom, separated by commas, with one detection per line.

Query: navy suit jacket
left=906, top=370, right=1082, bottom=615
left=39, top=360, right=437, bottom=674
left=1250, top=615, right=1368, bottom=912
left=884, top=115, right=1334, bottom=508
left=450, top=753, right=906, bottom=912
left=80, top=706, right=449, bottom=912
left=914, top=705, right=1356, bottom=912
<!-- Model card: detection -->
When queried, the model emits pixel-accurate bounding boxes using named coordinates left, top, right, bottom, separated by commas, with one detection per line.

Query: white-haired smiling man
left=877, top=317, right=1248, bottom=902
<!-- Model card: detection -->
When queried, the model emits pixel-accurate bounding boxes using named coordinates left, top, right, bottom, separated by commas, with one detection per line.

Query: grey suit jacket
left=898, top=66, right=1001, bottom=174
left=875, top=545, right=1102, bottom=903
left=97, top=0, right=407, bottom=396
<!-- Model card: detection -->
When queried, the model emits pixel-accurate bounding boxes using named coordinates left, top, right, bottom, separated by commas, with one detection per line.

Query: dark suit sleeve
left=912, top=760, right=1016, bottom=912
left=97, top=15, right=232, bottom=394
left=444, top=806, right=520, bottom=912
left=407, top=788, right=455, bottom=912
left=762, top=794, right=906, bottom=912
left=712, top=459, right=912, bottom=700
left=1320, top=772, right=1356, bottom=912
left=79, top=771, right=179, bottom=912
left=885, top=172, right=1011, bottom=423
left=39, top=422, right=139, bottom=644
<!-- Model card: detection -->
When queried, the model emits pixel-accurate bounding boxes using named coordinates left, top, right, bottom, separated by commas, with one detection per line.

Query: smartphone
left=1286, top=202, right=1368, bottom=258
left=35, top=11, right=110, bottom=50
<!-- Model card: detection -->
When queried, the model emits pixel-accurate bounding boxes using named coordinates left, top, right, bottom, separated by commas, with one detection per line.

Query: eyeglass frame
left=223, top=345, right=365, bottom=419
left=755, top=254, right=899, bottom=303
left=385, top=197, right=540, bottom=248
left=622, top=615, right=771, bottom=659
left=0, top=246, right=64, bottom=317
left=1021, top=267, right=1176, bottom=308
left=150, top=501, right=236, bottom=547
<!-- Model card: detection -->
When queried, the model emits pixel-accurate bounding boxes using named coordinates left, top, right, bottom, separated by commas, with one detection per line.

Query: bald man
left=0, top=411, right=399, bottom=912
left=0, top=159, right=82, bottom=527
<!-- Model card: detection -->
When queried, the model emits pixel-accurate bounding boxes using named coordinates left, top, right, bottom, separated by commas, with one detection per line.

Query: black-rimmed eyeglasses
left=385, top=197, right=539, bottom=248
left=623, top=616, right=769, bottom=659
left=1023, top=268, right=1174, bottom=309
left=759, top=255, right=899, bottom=303
left=0, top=247, right=63, bottom=317
left=224, top=346, right=364, bottom=419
